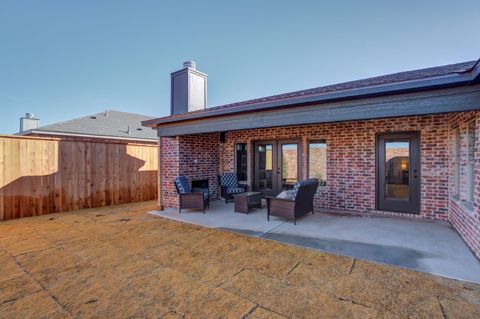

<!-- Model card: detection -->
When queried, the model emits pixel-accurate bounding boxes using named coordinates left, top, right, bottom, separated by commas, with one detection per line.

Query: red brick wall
left=161, top=133, right=220, bottom=208
left=448, top=111, right=480, bottom=259
left=220, top=114, right=452, bottom=221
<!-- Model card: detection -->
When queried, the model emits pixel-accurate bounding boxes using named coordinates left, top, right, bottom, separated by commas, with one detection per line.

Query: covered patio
left=150, top=200, right=480, bottom=283
left=143, top=60, right=480, bottom=282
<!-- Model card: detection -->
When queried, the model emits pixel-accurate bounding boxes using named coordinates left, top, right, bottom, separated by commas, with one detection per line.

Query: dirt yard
left=0, top=201, right=479, bottom=318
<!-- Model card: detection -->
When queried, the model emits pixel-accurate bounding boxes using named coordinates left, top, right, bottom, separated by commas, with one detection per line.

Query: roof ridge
left=104, top=109, right=156, bottom=119
left=37, top=111, right=105, bottom=130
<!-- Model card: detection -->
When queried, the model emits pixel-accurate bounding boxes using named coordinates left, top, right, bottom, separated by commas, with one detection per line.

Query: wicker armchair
left=266, top=178, right=319, bottom=225
left=218, top=173, right=247, bottom=204
left=174, top=176, right=209, bottom=214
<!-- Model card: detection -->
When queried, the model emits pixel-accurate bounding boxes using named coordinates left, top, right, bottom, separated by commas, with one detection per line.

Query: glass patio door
left=254, top=140, right=300, bottom=196
left=254, top=142, right=276, bottom=196
left=376, top=132, right=420, bottom=214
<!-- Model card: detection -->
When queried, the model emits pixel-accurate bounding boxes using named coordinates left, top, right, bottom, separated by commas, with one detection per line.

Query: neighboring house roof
left=20, top=110, right=158, bottom=141
left=143, top=59, right=480, bottom=128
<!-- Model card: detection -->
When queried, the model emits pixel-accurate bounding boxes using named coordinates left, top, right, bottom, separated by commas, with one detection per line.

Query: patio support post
left=158, top=135, right=164, bottom=211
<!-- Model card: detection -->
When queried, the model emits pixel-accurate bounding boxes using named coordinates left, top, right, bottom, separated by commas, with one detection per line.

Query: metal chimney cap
left=25, top=112, right=35, bottom=119
left=183, top=61, right=196, bottom=69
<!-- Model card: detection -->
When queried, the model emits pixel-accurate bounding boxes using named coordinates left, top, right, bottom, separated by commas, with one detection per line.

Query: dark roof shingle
left=27, top=110, right=157, bottom=141
left=207, top=60, right=476, bottom=112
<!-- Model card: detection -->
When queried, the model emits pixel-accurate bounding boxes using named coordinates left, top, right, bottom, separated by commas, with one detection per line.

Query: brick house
left=143, top=60, right=480, bottom=258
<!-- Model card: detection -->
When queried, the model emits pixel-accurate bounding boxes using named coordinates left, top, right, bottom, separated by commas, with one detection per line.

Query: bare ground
left=0, top=201, right=479, bottom=318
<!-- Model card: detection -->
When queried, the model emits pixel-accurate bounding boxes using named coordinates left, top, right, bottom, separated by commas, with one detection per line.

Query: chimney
left=19, top=113, right=39, bottom=132
left=170, top=61, right=207, bottom=115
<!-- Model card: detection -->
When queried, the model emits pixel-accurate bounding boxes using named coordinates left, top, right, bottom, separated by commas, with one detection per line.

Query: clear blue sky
left=1, top=0, right=479, bottom=134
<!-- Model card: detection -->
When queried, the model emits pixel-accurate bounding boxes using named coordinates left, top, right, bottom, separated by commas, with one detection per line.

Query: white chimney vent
left=171, top=61, right=207, bottom=115
left=19, top=113, right=40, bottom=132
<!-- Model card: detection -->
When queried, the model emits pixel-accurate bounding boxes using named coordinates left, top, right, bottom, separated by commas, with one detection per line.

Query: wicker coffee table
left=233, top=192, right=263, bottom=214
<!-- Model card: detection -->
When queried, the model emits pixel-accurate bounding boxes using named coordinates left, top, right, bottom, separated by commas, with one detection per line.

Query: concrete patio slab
left=150, top=200, right=480, bottom=283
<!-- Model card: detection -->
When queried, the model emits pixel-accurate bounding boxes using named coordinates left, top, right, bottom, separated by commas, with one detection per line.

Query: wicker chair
left=266, top=178, right=319, bottom=225
left=218, top=173, right=247, bottom=204
left=174, top=176, right=209, bottom=214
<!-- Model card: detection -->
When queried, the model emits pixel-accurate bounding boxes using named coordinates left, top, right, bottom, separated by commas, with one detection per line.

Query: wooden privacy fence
left=0, top=135, right=158, bottom=220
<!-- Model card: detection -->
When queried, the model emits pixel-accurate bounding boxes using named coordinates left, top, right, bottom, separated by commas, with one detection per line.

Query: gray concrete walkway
left=149, top=200, right=480, bottom=283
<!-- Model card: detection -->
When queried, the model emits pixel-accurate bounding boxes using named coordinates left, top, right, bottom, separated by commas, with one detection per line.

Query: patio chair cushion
left=226, top=187, right=245, bottom=194
left=276, top=190, right=295, bottom=200
left=291, top=178, right=319, bottom=199
left=220, top=173, right=238, bottom=188
left=174, top=176, right=191, bottom=194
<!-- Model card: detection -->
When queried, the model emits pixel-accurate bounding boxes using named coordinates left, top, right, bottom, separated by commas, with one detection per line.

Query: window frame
left=453, top=127, right=461, bottom=197
left=307, top=139, right=327, bottom=186
left=466, top=120, right=476, bottom=204
left=235, top=142, right=248, bottom=183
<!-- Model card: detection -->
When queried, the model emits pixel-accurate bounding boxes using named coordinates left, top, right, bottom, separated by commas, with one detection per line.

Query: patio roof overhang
left=143, top=62, right=480, bottom=137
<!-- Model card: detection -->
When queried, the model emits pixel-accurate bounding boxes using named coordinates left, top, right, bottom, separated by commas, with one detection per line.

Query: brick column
left=157, top=136, right=164, bottom=210
left=302, top=136, right=308, bottom=180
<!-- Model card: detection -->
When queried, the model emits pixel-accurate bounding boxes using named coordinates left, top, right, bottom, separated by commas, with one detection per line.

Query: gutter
left=143, top=67, right=479, bottom=128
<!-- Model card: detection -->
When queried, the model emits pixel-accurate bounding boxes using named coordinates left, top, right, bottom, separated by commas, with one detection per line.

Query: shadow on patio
left=150, top=200, right=480, bottom=283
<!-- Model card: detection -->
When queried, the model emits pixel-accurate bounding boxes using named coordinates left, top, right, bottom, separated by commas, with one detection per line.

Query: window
left=281, top=143, right=298, bottom=189
left=236, top=143, right=248, bottom=182
left=453, top=128, right=460, bottom=197
left=308, top=140, right=327, bottom=185
left=467, top=121, right=476, bottom=203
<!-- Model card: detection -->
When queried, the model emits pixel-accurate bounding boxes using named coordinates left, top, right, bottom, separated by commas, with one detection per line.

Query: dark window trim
left=235, top=142, right=248, bottom=182
left=375, top=131, right=421, bottom=214
left=466, top=119, right=476, bottom=204
left=252, top=138, right=302, bottom=195
left=453, top=127, right=461, bottom=197
left=279, top=139, right=302, bottom=189
left=307, top=139, right=327, bottom=186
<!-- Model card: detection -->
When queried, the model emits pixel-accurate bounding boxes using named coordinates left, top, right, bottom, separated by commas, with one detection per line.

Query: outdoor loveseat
left=174, top=176, right=209, bottom=214
left=266, top=178, right=319, bottom=225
